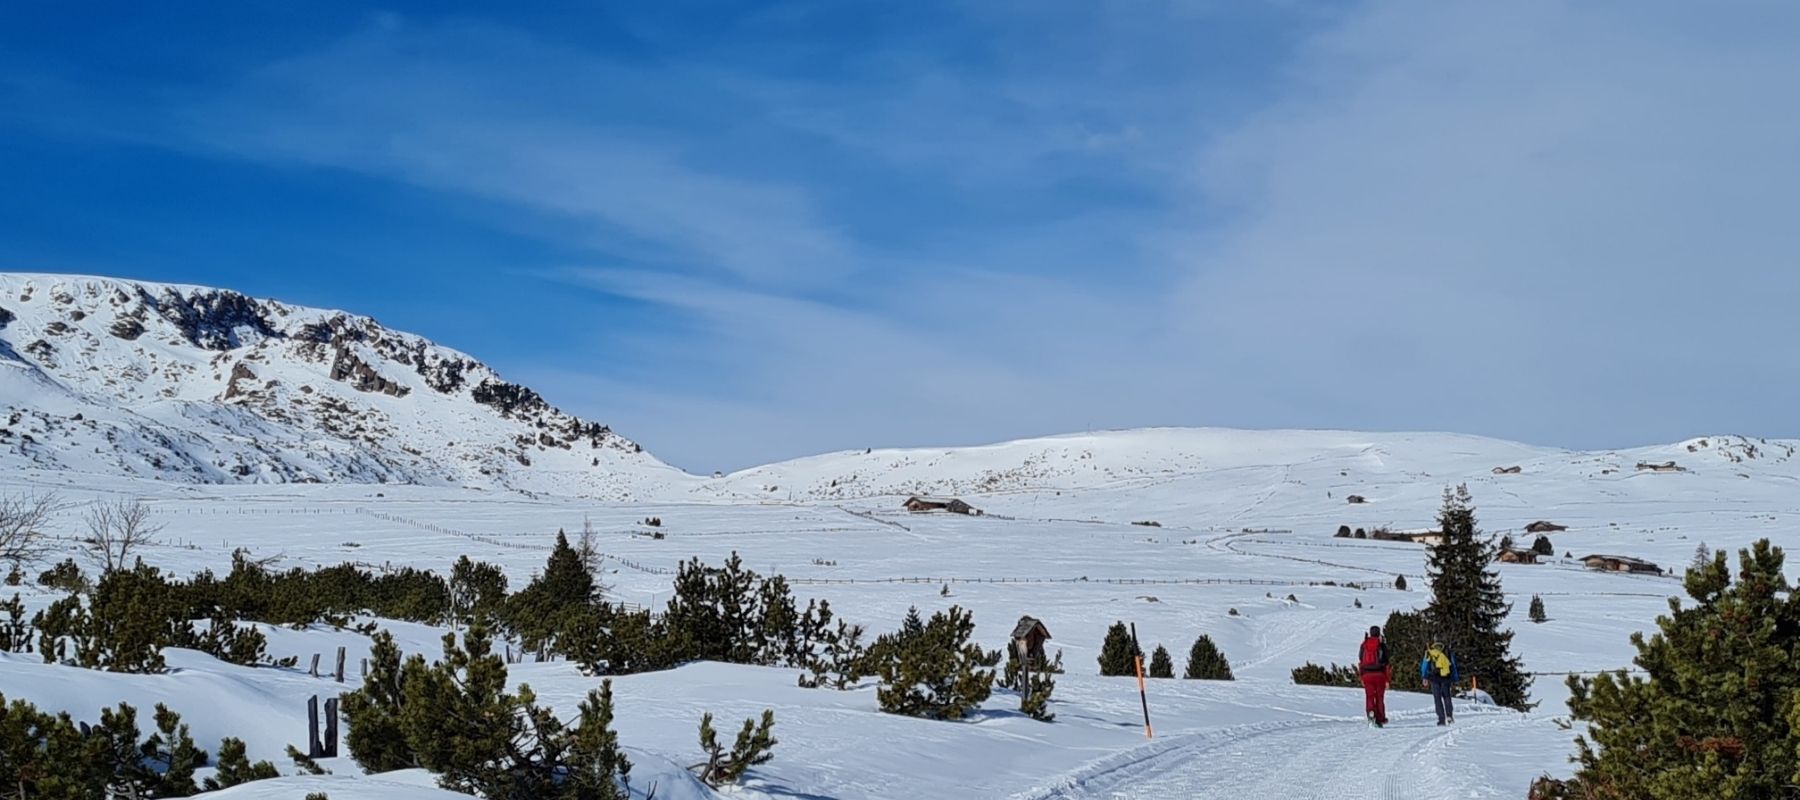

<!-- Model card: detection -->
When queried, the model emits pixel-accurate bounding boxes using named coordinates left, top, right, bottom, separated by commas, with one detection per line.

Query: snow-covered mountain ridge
left=0, top=273, right=680, bottom=499
left=5, top=272, right=1796, bottom=510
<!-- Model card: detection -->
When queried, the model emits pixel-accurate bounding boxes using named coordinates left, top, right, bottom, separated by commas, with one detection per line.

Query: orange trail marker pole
left=1130, top=622, right=1153, bottom=739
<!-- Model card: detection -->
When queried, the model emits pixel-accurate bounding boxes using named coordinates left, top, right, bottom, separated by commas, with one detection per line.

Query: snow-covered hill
left=0, top=273, right=686, bottom=499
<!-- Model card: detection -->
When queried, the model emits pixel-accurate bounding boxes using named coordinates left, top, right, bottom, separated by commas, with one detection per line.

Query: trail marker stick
left=1130, top=622, right=1152, bottom=739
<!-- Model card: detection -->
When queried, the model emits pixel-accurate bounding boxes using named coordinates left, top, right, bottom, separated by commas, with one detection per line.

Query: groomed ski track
left=1016, top=709, right=1535, bottom=800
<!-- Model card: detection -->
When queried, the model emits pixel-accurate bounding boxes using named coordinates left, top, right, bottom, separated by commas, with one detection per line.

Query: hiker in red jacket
left=1359, top=625, right=1390, bottom=727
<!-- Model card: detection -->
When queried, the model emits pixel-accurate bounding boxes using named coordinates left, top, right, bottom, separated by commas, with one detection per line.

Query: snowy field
left=3, top=428, right=1797, bottom=798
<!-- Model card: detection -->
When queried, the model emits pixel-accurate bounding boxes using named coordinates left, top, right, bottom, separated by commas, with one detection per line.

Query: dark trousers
left=1428, top=678, right=1454, bottom=722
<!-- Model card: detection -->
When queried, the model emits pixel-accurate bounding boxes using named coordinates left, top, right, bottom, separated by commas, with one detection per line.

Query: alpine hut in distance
left=903, top=496, right=982, bottom=515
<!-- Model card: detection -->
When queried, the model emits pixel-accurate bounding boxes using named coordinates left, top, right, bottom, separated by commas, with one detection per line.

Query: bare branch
left=0, top=492, right=62, bottom=567
left=82, top=497, right=166, bottom=573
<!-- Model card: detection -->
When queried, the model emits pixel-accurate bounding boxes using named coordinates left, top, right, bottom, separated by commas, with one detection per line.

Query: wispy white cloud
left=55, top=2, right=1800, bottom=470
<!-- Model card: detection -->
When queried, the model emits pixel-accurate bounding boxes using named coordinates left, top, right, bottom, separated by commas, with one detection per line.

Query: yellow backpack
left=1427, top=648, right=1451, bottom=677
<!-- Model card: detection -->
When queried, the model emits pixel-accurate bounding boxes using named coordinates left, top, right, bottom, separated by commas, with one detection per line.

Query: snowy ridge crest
left=0, top=273, right=674, bottom=499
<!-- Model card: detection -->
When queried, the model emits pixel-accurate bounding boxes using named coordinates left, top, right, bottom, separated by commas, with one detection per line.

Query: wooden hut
left=1492, top=465, right=1522, bottom=475
left=1345, top=494, right=1367, bottom=504
left=1582, top=554, right=1662, bottom=574
left=1635, top=461, right=1685, bottom=473
left=903, top=496, right=980, bottom=515
left=1524, top=520, right=1567, bottom=533
left=1498, top=549, right=1540, bottom=565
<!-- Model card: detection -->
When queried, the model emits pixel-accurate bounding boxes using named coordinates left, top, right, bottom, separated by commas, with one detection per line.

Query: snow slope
left=4, top=273, right=1796, bottom=797
left=3, top=430, right=1794, bottom=797
left=0, top=273, right=683, bottom=499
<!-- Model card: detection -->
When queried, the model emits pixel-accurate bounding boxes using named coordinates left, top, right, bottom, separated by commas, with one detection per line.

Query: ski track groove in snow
left=1021, top=710, right=1528, bottom=800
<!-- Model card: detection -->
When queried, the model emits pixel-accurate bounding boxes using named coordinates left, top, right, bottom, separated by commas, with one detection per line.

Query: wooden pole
left=323, top=697, right=340, bottom=758
left=309, top=653, right=320, bottom=678
left=335, top=647, right=347, bottom=683
left=1130, top=623, right=1152, bottom=739
left=306, top=696, right=322, bottom=759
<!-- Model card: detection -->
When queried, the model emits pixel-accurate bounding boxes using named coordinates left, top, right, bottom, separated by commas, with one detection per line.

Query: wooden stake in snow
left=335, top=646, right=347, bottom=683
left=1131, top=622, right=1153, bottom=739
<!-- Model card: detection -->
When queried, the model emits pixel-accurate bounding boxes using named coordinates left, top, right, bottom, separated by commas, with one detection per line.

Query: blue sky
left=4, top=2, right=1799, bottom=472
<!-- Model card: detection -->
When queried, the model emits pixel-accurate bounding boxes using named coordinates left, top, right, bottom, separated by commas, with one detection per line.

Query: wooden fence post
left=306, top=696, right=322, bottom=759
left=310, top=653, right=320, bottom=678
left=335, top=647, right=347, bottom=683
left=323, top=697, right=340, bottom=758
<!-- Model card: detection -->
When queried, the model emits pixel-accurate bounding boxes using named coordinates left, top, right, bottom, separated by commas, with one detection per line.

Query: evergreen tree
left=1183, top=635, right=1234, bottom=680
left=507, top=532, right=597, bottom=652
left=449, top=556, right=508, bottom=627
left=342, top=630, right=416, bottom=772
left=564, top=680, right=632, bottom=800
left=1016, top=651, right=1060, bottom=722
left=1394, top=574, right=1408, bottom=591
left=1529, top=595, right=1547, bottom=623
left=1532, top=535, right=1556, bottom=557
left=693, top=710, right=777, bottom=787
left=1148, top=645, right=1173, bottom=678
left=1378, top=609, right=1430, bottom=695
left=203, top=737, right=279, bottom=790
left=873, top=606, right=996, bottom=720
left=0, top=593, right=30, bottom=653
left=1097, top=622, right=1142, bottom=676
left=1290, top=662, right=1360, bottom=687
left=1423, top=485, right=1530, bottom=710
left=398, top=626, right=518, bottom=794
left=1558, top=541, right=1800, bottom=798
left=1692, top=542, right=1712, bottom=571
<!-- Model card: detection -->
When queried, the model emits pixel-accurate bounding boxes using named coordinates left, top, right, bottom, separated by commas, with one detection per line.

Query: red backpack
left=1359, top=636, right=1387, bottom=672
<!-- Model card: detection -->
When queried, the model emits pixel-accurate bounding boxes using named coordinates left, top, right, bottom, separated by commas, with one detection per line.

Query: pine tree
left=1424, top=485, right=1530, bottom=710
left=398, top=626, right=518, bottom=794
left=342, top=629, right=416, bottom=772
left=1017, top=651, right=1060, bottom=722
left=1290, top=662, right=1360, bottom=687
left=1183, top=635, right=1234, bottom=680
left=1097, top=622, right=1142, bottom=676
left=449, top=556, right=508, bottom=627
left=1532, top=535, right=1555, bottom=557
left=1148, top=645, right=1173, bottom=678
left=1559, top=541, right=1800, bottom=797
left=204, top=737, right=279, bottom=790
left=565, top=680, right=632, bottom=800
left=1529, top=595, right=1547, bottom=623
left=1692, top=542, right=1712, bottom=571
left=873, top=606, right=996, bottom=720
left=1394, top=574, right=1408, bottom=591
left=507, top=532, right=597, bottom=652
left=693, top=710, right=777, bottom=787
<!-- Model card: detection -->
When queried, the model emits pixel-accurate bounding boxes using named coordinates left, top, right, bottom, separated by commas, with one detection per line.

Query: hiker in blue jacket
left=1419, top=641, right=1459, bottom=725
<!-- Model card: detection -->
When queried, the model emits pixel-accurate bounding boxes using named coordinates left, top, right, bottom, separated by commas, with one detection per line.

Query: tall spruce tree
left=507, top=532, right=597, bottom=651
left=1183, top=635, right=1234, bottom=680
left=1554, top=541, right=1800, bottom=798
left=1423, top=485, right=1530, bottom=710
left=1147, top=645, right=1173, bottom=678
left=1528, top=595, right=1547, bottom=623
left=1097, top=622, right=1142, bottom=676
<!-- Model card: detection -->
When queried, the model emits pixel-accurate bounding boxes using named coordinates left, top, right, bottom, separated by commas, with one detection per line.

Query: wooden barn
left=1582, top=554, right=1662, bottom=574
left=903, top=496, right=980, bottom=515
left=1524, top=520, right=1568, bottom=533
left=1636, top=461, right=1686, bottom=473
left=1498, top=549, right=1540, bottom=565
